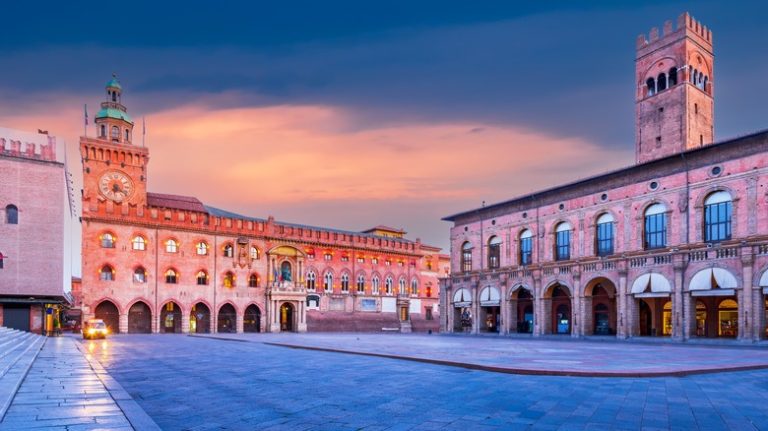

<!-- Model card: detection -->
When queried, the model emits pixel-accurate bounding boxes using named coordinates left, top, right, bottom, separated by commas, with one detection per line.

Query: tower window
left=657, top=73, right=667, bottom=91
left=668, top=67, right=678, bottom=86
left=646, top=78, right=656, bottom=96
left=695, top=103, right=698, bottom=114
left=111, top=91, right=117, bottom=102
left=5, top=205, right=18, bottom=224
left=100, top=125, right=106, bottom=138
left=125, top=129, right=130, bottom=142
left=700, top=135, right=704, bottom=145
left=655, top=136, right=662, bottom=147
left=111, top=126, right=120, bottom=141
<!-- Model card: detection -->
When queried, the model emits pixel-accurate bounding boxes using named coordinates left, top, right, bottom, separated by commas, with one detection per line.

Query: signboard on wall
left=408, top=299, right=422, bottom=314
left=381, top=297, right=397, bottom=313
left=360, top=299, right=376, bottom=311
left=329, top=298, right=345, bottom=311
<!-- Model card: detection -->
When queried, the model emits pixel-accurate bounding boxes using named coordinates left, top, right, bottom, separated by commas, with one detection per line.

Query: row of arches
left=644, top=64, right=710, bottom=97
left=93, top=300, right=263, bottom=334
left=83, top=145, right=141, bottom=164
left=460, top=190, right=733, bottom=271
left=97, top=265, right=261, bottom=288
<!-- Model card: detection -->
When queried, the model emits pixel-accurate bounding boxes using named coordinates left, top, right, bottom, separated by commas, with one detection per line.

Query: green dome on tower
left=106, top=74, right=122, bottom=90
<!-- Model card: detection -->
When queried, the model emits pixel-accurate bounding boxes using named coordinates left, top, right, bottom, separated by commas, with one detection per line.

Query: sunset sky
left=1, top=1, right=767, bottom=252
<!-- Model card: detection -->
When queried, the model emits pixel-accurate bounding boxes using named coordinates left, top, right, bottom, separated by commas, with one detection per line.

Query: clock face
left=98, top=170, right=134, bottom=202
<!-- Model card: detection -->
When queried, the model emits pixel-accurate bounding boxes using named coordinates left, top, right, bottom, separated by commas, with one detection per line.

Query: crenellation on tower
left=635, top=11, right=715, bottom=164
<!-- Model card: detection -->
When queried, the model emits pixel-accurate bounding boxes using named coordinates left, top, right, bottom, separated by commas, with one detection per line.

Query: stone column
left=471, top=283, right=479, bottom=334
left=740, top=248, right=754, bottom=341
left=236, top=311, right=244, bottom=333
left=572, top=272, right=582, bottom=338
left=754, top=287, right=765, bottom=341
left=672, top=254, right=686, bottom=340
left=181, top=311, right=190, bottom=333
left=617, top=265, right=628, bottom=338
left=509, top=298, right=518, bottom=334
left=119, top=313, right=128, bottom=334
left=682, top=292, right=693, bottom=340
left=532, top=271, right=543, bottom=336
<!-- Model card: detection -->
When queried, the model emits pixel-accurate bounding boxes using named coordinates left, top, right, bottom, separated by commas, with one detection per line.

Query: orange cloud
left=0, top=94, right=634, bottom=247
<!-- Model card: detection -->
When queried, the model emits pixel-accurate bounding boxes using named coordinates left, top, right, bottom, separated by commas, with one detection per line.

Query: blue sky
left=1, top=1, right=767, bottom=250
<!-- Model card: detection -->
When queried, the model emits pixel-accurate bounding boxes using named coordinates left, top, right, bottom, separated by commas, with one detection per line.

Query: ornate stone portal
left=266, top=245, right=307, bottom=332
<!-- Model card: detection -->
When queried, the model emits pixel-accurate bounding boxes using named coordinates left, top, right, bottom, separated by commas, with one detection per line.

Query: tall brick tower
left=635, top=12, right=714, bottom=164
left=80, top=76, right=149, bottom=211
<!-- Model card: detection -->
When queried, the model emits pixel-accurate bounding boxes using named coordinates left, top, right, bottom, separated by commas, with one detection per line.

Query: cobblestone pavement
left=1, top=337, right=134, bottom=430
left=194, top=332, right=768, bottom=376
left=84, top=334, right=768, bottom=430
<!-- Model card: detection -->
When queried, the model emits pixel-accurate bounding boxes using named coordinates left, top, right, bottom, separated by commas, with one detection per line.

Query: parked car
left=82, top=319, right=109, bottom=340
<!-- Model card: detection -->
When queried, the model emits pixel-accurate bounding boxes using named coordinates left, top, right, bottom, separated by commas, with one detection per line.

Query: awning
left=631, top=273, right=672, bottom=295
left=689, top=268, right=738, bottom=291
left=453, top=288, right=472, bottom=306
left=479, top=286, right=500, bottom=306
left=759, top=270, right=768, bottom=288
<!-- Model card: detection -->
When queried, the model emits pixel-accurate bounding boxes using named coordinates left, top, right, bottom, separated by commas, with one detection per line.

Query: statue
left=280, top=261, right=292, bottom=282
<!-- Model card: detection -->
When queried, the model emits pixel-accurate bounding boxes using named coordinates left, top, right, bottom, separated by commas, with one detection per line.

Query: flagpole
left=83, top=104, right=88, bottom=137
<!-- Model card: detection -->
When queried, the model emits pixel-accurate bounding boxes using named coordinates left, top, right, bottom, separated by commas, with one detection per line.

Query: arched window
left=196, top=270, right=208, bottom=286
left=223, top=244, right=234, bottom=257
left=657, top=73, right=667, bottom=91
left=340, top=273, right=350, bottom=292
left=372, top=276, right=380, bottom=294
left=100, top=232, right=115, bottom=248
left=555, top=222, right=571, bottom=261
left=519, top=229, right=533, bottom=265
left=385, top=276, right=393, bottom=294
left=131, top=235, right=146, bottom=251
left=646, top=77, right=656, bottom=96
left=398, top=278, right=406, bottom=295
left=133, top=267, right=147, bottom=283
left=461, top=242, right=472, bottom=272
left=111, top=126, right=120, bottom=141
left=125, top=129, right=130, bottom=142
left=306, top=271, right=316, bottom=291
left=323, top=272, right=333, bottom=292
left=223, top=272, right=235, bottom=288
left=323, top=252, right=332, bottom=261
left=595, top=213, right=615, bottom=256
left=111, top=91, right=117, bottom=102
left=250, top=246, right=259, bottom=260
left=165, top=239, right=178, bottom=253
left=690, top=68, right=697, bottom=84
left=356, top=275, right=365, bottom=293
left=703, top=76, right=708, bottom=92
left=196, top=241, right=209, bottom=256
left=100, top=125, right=106, bottom=138
left=704, top=191, right=732, bottom=242
left=100, top=265, right=115, bottom=281
left=488, top=236, right=501, bottom=269
left=668, top=67, right=678, bottom=86
left=165, top=269, right=178, bottom=284
left=644, top=203, right=667, bottom=249
left=410, top=279, right=419, bottom=296
left=5, top=205, right=18, bottom=224
left=248, top=274, right=260, bottom=288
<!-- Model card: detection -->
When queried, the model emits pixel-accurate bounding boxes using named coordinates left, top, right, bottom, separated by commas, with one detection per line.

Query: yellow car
left=83, top=319, right=109, bottom=339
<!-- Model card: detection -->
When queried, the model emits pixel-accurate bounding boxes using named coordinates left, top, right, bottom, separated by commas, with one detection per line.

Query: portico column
left=181, top=310, right=190, bottom=333
left=682, top=291, right=693, bottom=340
left=740, top=248, right=754, bottom=341
left=471, top=283, right=479, bottom=334
left=572, top=272, right=582, bottom=338
left=500, top=279, right=509, bottom=335
left=673, top=254, right=686, bottom=340
left=119, top=313, right=128, bottom=334
left=617, top=266, right=628, bottom=338
left=754, top=286, right=765, bottom=341
left=532, top=271, right=543, bottom=336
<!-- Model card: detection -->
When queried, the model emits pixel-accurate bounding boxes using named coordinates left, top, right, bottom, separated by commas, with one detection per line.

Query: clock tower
left=80, top=76, right=149, bottom=211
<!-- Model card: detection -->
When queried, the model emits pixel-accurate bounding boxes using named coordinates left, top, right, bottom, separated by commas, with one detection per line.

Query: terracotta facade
left=441, top=13, right=768, bottom=342
left=78, top=79, right=448, bottom=334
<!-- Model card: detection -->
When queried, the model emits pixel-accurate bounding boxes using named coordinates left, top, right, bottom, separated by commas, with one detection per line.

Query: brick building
left=0, top=127, right=76, bottom=333
left=78, top=77, right=448, bottom=334
left=441, top=13, right=768, bottom=341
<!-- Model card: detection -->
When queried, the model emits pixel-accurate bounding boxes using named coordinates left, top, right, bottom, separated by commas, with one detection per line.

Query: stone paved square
left=76, top=334, right=768, bottom=430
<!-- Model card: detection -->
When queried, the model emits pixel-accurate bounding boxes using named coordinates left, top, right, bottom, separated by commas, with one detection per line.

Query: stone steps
left=0, top=326, right=46, bottom=421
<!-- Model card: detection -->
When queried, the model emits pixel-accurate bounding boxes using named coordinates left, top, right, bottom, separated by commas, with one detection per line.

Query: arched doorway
left=280, top=302, right=294, bottom=332
left=160, top=302, right=182, bottom=333
left=479, top=286, right=501, bottom=333
left=127, top=301, right=151, bottom=333
left=243, top=304, right=261, bottom=333
left=639, top=299, right=653, bottom=336
left=587, top=281, right=616, bottom=336
left=217, top=304, right=237, bottom=333
left=689, top=267, right=739, bottom=338
left=94, top=300, right=119, bottom=334
left=190, top=303, right=210, bottom=333
left=548, top=284, right=571, bottom=335
left=451, top=288, right=472, bottom=333
left=510, top=288, right=534, bottom=334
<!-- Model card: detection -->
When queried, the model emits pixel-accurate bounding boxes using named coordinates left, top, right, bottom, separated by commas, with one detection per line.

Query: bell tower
left=635, top=12, right=714, bottom=164
left=80, top=75, right=149, bottom=210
